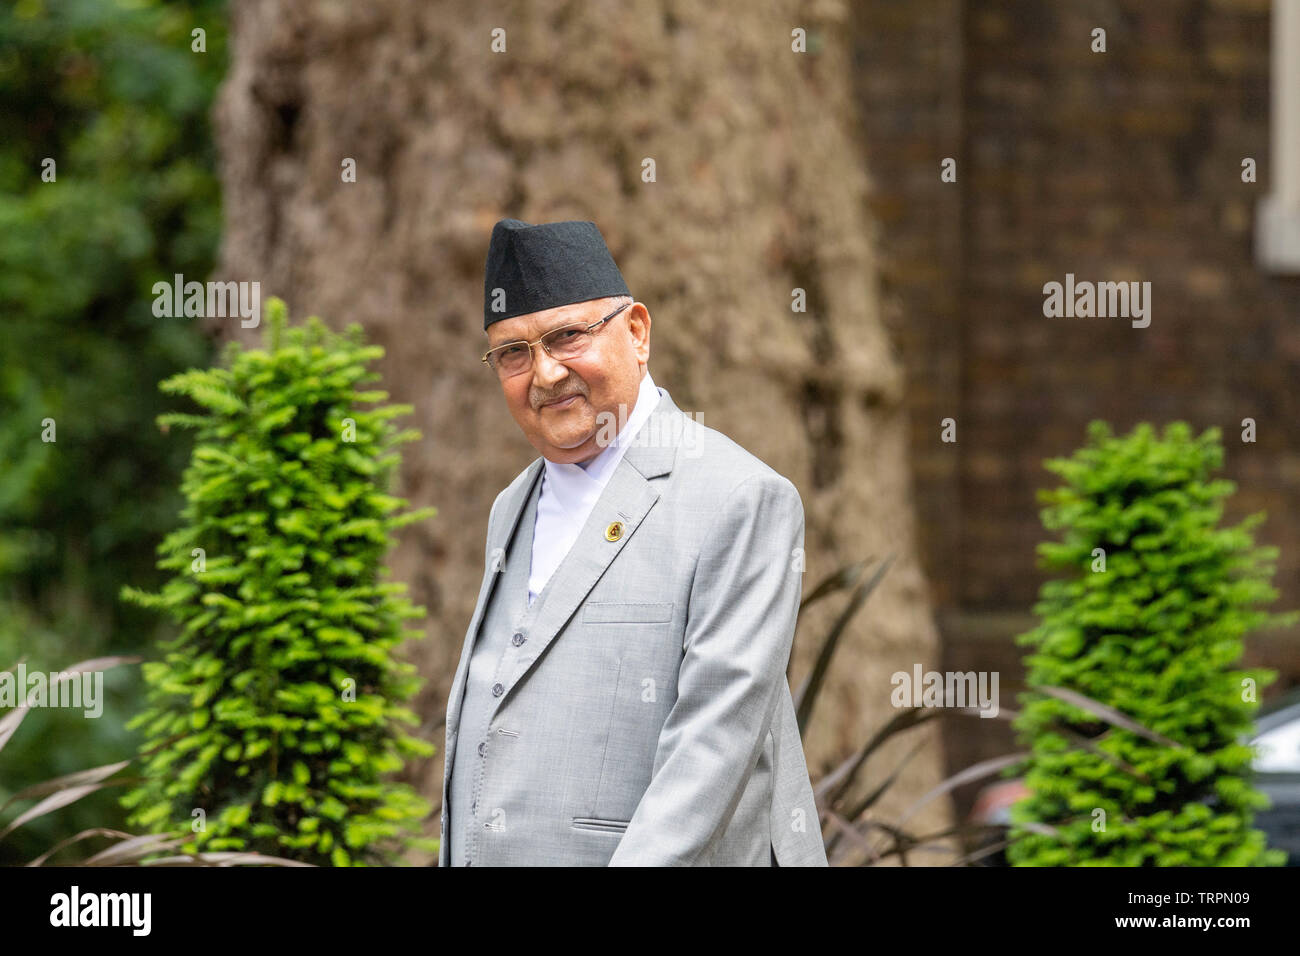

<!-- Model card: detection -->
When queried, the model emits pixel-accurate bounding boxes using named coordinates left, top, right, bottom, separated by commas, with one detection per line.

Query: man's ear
left=630, top=304, right=651, bottom=358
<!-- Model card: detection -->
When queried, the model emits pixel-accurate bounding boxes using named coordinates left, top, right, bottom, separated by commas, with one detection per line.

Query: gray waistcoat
left=446, top=471, right=545, bottom=866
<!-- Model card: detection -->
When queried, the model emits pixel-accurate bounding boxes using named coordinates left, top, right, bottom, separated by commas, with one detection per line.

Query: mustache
left=535, top=388, right=586, bottom=408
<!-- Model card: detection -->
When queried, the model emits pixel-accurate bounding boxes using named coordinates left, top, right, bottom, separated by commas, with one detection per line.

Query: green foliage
left=1007, top=420, right=1296, bottom=866
left=0, top=0, right=224, bottom=591
left=0, top=0, right=225, bottom=861
left=119, top=298, right=438, bottom=865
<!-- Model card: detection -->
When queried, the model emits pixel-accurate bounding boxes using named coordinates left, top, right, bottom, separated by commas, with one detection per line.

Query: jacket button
left=477, top=741, right=487, bottom=756
left=492, top=682, right=504, bottom=697
left=511, top=632, right=526, bottom=646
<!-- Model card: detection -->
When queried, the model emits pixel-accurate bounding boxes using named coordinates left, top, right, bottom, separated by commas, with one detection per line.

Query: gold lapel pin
left=605, top=521, right=624, bottom=542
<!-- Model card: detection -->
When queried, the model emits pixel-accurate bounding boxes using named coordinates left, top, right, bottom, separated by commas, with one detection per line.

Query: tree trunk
left=213, top=0, right=954, bottom=862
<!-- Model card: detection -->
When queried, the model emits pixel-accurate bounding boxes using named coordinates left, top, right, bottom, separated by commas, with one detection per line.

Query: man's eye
left=550, top=329, right=583, bottom=343
left=499, top=344, right=526, bottom=357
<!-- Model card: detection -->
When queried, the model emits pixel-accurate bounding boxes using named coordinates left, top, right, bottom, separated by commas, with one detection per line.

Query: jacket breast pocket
left=583, top=602, right=674, bottom=624
left=571, top=816, right=631, bottom=833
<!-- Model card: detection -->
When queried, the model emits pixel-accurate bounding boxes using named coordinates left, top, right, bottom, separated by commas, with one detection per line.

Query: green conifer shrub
left=119, top=297, right=437, bottom=865
left=1008, top=420, right=1295, bottom=866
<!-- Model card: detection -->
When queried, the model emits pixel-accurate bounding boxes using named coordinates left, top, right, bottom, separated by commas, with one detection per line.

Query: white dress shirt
left=528, top=369, right=661, bottom=604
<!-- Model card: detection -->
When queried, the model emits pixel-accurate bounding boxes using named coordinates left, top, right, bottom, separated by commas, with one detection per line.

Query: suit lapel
left=445, top=387, right=687, bottom=762
left=493, top=387, right=684, bottom=708
left=441, top=386, right=692, bottom=862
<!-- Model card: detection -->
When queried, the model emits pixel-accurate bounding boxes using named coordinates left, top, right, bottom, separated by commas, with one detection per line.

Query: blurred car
left=1250, top=686, right=1300, bottom=864
left=968, top=686, right=1300, bottom=865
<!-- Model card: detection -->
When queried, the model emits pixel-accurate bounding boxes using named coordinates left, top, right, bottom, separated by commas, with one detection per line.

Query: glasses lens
left=544, top=325, right=591, bottom=360
left=494, top=344, right=531, bottom=377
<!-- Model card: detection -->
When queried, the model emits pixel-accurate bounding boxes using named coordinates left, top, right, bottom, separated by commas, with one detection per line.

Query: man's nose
left=530, top=342, right=570, bottom=386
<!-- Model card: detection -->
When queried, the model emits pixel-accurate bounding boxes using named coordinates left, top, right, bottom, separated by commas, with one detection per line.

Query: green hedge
left=1009, top=420, right=1295, bottom=866
left=120, top=298, right=437, bottom=865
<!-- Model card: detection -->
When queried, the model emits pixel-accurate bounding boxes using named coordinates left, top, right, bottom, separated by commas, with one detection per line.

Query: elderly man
left=439, top=218, right=827, bottom=866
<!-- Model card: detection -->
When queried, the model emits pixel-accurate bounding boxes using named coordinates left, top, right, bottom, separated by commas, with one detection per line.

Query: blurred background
left=2, top=0, right=1297, bottom=864
left=1, top=0, right=225, bottom=861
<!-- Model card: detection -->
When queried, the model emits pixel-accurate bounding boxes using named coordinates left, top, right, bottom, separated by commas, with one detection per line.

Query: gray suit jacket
left=439, top=385, right=827, bottom=866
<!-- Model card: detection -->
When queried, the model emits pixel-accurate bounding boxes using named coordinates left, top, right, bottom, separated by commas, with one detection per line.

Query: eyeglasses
left=481, top=301, right=632, bottom=380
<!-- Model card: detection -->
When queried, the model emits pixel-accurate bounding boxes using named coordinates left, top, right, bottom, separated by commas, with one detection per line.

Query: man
left=439, top=217, right=827, bottom=866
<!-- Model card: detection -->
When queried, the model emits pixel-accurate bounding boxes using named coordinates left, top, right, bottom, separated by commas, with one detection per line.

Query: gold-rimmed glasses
left=482, top=301, right=631, bottom=379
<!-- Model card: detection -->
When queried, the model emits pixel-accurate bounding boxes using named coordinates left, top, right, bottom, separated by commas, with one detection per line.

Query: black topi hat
left=483, top=218, right=630, bottom=329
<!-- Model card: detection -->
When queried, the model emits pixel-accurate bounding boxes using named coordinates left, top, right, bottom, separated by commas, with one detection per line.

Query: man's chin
left=540, top=415, right=595, bottom=444
left=541, top=431, right=598, bottom=459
